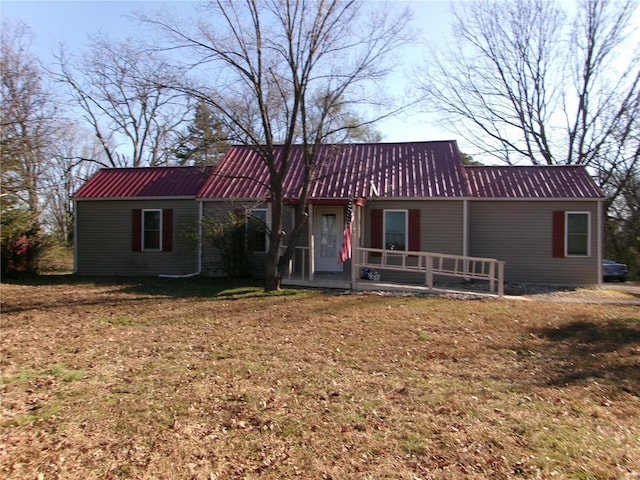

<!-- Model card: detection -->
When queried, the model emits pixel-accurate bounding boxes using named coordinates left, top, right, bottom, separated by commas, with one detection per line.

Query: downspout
left=462, top=199, right=469, bottom=257
left=72, top=199, right=78, bottom=274
left=597, top=198, right=603, bottom=288
left=159, top=199, right=203, bottom=279
left=197, top=198, right=203, bottom=274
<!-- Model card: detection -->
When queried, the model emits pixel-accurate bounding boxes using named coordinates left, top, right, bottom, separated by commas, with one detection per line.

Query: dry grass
left=1, top=276, right=639, bottom=480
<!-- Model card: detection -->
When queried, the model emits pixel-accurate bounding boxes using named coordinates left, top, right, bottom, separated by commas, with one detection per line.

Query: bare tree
left=53, top=35, right=192, bottom=167
left=141, top=0, right=411, bottom=290
left=1, top=20, right=54, bottom=214
left=418, top=0, right=639, bottom=172
left=1, top=19, right=59, bottom=271
left=418, top=0, right=640, bottom=275
left=42, top=123, right=104, bottom=244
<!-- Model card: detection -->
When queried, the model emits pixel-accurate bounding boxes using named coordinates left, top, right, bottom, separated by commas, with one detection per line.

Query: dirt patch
left=515, top=281, right=640, bottom=304
left=2, top=276, right=639, bottom=479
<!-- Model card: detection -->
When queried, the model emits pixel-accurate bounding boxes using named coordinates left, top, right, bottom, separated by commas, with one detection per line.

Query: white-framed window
left=566, top=212, right=590, bottom=256
left=247, top=208, right=269, bottom=253
left=384, top=210, right=407, bottom=250
left=143, top=209, right=162, bottom=251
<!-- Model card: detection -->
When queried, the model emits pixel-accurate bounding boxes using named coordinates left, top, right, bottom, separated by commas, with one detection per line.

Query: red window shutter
left=162, top=209, right=173, bottom=252
left=408, top=209, right=421, bottom=251
left=371, top=209, right=383, bottom=249
left=552, top=211, right=565, bottom=258
left=132, top=209, right=142, bottom=252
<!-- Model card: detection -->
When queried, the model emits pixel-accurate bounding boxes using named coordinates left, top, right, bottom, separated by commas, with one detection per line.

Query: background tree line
left=1, top=0, right=638, bottom=282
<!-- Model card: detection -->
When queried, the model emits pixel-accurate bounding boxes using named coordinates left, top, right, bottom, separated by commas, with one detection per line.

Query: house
left=73, top=166, right=212, bottom=277
left=73, top=141, right=605, bottom=290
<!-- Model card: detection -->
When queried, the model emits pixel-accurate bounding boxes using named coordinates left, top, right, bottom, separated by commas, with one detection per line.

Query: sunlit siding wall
left=75, top=200, right=200, bottom=276
left=359, top=200, right=464, bottom=284
left=468, top=200, right=600, bottom=285
left=362, top=200, right=464, bottom=254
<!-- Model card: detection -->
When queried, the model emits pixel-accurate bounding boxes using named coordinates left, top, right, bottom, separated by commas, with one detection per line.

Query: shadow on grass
left=2, top=273, right=301, bottom=303
left=525, top=316, right=640, bottom=395
left=536, top=318, right=640, bottom=351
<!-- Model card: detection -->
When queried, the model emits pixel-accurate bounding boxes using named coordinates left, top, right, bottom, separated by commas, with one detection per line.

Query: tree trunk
left=264, top=255, right=282, bottom=291
left=264, top=192, right=284, bottom=292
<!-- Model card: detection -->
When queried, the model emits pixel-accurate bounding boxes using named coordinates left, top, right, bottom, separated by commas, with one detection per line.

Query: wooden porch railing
left=279, top=245, right=505, bottom=296
left=354, top=247, right=505, bottom=296
left=279, top=245, right=310, bottom=280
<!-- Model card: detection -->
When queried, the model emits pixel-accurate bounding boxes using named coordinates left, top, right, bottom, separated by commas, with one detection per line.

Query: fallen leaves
left=1, top=277, right=639, bottom=479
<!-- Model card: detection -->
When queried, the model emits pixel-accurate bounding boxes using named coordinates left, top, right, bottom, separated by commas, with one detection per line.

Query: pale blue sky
left=1, top=0, right=458, bottom=144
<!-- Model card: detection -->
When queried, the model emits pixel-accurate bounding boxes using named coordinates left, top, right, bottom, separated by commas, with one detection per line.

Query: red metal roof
left=199, top=141, right=469, bottom=199
left=464, top=165, right=604, bottom=198
left=73, top=166, right=213, bottom=199
left=72, top=143, right=604, bottom=201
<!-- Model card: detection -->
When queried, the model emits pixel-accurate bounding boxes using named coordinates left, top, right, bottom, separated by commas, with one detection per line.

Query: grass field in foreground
left=1, top=276, right=639, bottom=479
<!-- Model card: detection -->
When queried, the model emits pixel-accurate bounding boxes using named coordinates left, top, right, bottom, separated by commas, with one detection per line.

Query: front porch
left=280, top=270, right=504, bottom=297
left=280, top=246, right=505, bottom=297
left=279, top=201, right=505, bottom=296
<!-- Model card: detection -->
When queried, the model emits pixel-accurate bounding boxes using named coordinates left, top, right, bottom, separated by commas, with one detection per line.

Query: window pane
left=319, top=214, right=337, bottom=256
left=566, top=213, right=588, bottom=256
left=567, top=235, right=587, bottom=255
left=385, top=211, right=406, bottom=250
left=567, top=214, right=588, bottom=234
left=144, top=230, right=161, bottom=250
left=143, top=211, right=161, bottom=250
left=144, top=211, right=160, bottom=230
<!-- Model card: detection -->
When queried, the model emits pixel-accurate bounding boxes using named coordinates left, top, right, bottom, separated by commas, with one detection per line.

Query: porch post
left=308, top=203, right=315, bottom=282
left=489, top=261, right=495, bottom=294
left=351, top=204, right=359, bottom=289
left=426, top=254, right=433, bottom=290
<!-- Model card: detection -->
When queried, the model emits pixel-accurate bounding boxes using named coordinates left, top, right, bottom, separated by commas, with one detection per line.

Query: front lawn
left=1, top=277, right=638, bottom=479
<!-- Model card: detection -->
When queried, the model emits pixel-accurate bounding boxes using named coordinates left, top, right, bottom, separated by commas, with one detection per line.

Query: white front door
left=314, top=207, right=344, bottom=272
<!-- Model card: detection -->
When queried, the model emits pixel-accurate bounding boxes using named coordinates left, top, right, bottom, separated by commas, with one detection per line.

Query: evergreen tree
left=174, top=101, right=229, bottom=166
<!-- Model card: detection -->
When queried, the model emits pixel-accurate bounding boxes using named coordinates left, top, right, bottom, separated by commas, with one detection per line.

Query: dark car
left=602, top=259, right=628, bottom=282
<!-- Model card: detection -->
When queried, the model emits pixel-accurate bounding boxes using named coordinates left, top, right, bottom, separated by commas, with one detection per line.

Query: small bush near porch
left=2, top=277, right=639, bottom=479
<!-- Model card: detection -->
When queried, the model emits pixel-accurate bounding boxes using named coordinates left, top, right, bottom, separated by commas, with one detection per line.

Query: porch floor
left=281, top=272, right=501, bottom=297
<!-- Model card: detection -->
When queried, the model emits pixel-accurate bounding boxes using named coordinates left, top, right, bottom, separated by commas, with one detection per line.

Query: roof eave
left=73, top=196, right=200, bottom=201
left=464, top=196, right=605, bottom=201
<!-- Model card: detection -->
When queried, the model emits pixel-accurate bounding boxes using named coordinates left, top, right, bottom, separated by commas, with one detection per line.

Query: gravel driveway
left=517, top=281, right=640, bottom=305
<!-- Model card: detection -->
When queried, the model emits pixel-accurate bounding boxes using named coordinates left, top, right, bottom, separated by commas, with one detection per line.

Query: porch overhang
left=283, top=198, right=351, bottom=206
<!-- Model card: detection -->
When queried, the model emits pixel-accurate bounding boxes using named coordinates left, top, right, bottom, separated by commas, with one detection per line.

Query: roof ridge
left=229, top=140, right=458, bottom=148
left=464, top=164, right=587, bottom=168
left=99, top=165, right=209, bottom=171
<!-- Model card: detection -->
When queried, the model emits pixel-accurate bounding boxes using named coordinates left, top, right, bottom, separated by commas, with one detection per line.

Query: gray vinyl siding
left=360, top=200, right=464, bottom=284
left=75, top=199, right=200, bottom=276
left=421, top=201, right=464, bottom=255
left=77, top=196, right=600, bottom=285
left=468, top=200, right=600, bottom=285
left=362, top=200, right=464, bottom=254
